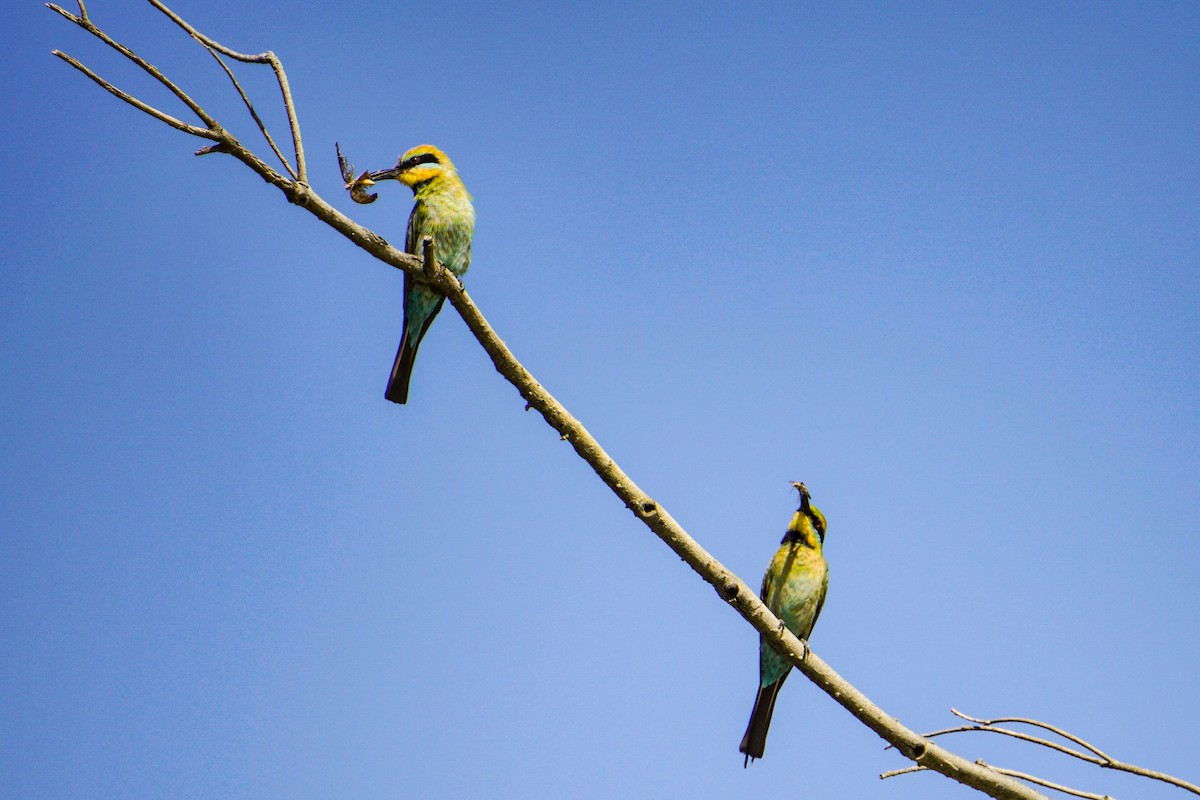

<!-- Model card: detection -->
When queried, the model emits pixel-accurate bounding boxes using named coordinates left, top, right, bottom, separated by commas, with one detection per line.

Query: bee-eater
left=366, top=144, right=475, bottom=404
left=739, top=482, right=829, bottom=766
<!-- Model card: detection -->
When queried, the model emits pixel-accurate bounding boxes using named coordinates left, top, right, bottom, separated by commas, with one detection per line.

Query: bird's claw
left=776, top=619, right=810, bottom=660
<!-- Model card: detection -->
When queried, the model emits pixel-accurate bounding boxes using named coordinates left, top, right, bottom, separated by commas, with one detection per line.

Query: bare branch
left=923, top=724, right=1099, bottom=764
left=976, top=761, right=1113, bottom=800
left=145, top=0, right=306, bottom=181
left=952, top=710, right=1114, bottom=762
left=50, top=49, right=218, bottom=139
left=145, top=0, right=271, bottom=61
left=886, top=752, right=1116, bottom=800
left=47, top=2, right=218, bottom=129
left=197, top=44, right=297, bottom=179
left=921, top=710, right=1200, bottom=797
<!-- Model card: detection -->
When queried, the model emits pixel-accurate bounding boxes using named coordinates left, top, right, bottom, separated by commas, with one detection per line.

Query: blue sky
left=3, top=2, right=1198, bottom=798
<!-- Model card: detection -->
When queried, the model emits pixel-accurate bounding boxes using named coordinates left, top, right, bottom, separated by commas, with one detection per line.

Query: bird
left=739, top=481, right=829, bottom=766
left=362, top=144, right=475, bottom=404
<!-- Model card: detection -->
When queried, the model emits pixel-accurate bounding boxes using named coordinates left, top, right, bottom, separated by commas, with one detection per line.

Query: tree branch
left=144, top=0, right=307, bottom=181
left=47, top=1, right=218, bottom=129
left=50, top=48, right=218, bottom=139
left=57, top=5, right=1191, bottom=800
left=905, top=709, right=1200, bottom=797
left=975, top=762, right=1112, bottom=800
left=196, top=42, right=297, bottom=179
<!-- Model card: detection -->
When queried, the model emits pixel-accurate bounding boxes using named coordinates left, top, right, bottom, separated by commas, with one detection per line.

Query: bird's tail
left=385, top=331, right=419, bottom=404
left=385, top=296, right=445, bottom=405
left=739, top=673, right=788, bottom=766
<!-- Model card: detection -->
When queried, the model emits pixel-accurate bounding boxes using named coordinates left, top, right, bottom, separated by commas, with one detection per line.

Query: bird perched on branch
left=356, top=144, right=475, bottom=404
left=739, top=482, right=829, bottom=766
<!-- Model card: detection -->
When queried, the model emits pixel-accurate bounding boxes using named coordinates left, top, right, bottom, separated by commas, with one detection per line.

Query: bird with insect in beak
left=350, top=144, right=475, bottom=404
left=739, top=481, right=829, bottom=765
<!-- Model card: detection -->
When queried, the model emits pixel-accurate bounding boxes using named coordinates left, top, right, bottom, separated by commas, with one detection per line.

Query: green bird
left=365, top=144, right=475, bottom=404
left=739, top=481, right=829, bottom=766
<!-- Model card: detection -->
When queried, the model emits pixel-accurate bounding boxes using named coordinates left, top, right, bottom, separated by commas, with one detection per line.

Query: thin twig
left=883, top=754, right=1115, bottom=800
left=196, top=43, right=297, bottom=178
left=144, top=0, right=269, bottom=61
left=50, top=50, right=218, bottom=139
left=923, top=724, right=1099, bottom=763
left=47, top=2, right=218, bottom=130
left=927, top=710, right=1200, bottom=797
left=145, top=0, right=306, bottom=181
left=977, top=761, right=1113, bottom=800
left=953, top=711, right=1114, bottom=762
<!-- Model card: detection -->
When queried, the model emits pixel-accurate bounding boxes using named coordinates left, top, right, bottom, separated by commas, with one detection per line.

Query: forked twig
left=144, top=0, right=306, bottom=181
left=48, top=0, right=306, bottom=182
left=975, top=761, right=1113, bottom=800
left=885, top=708, right=1199, bottom=797
left=951, top=710, right=1114, bottom=761
left=950, top=710, right=1198, bottom=795
left=196, top=43, right=297, bottom=178
left=50, top=48, right=217, bottom=139
left=48, top=1, right=217, bottom=129
left=883, top=762, right=1113, bottom=800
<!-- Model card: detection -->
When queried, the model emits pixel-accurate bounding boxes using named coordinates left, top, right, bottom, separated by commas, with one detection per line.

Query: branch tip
left=421, top=236, right=438, bottom=279
left=929, top=709, right=1200, bottom=796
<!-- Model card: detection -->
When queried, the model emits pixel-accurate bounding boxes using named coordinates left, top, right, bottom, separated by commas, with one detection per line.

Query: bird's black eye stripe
left=400, top=152, right=441, bottom=171
left=806, top=510, right=826, bottom=540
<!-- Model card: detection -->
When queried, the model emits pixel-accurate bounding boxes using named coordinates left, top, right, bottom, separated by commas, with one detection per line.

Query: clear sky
left=3, top=2, right=1198, bottom=799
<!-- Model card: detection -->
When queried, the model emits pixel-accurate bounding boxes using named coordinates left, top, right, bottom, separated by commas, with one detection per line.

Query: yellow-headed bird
left=367, top=145, right=475, bottom=404
left=739, top=482, right=829, bottom=765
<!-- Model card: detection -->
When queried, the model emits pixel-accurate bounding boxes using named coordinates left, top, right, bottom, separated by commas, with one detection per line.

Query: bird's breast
left=764, top=545, right=827, bottom=637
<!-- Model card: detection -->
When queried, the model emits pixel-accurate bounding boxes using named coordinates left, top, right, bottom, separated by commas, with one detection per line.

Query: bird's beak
left=791, top=481, right=811, bottom=511
left=368, top=165, right=403, bottom=182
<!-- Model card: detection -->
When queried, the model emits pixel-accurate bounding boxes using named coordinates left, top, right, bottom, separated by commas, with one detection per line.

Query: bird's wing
left=403, top=200, right=428, bottom=299
left=405, top=201, right=425, bottom=255
left=808, top=572, right=829, bottom=633
left=758, top=557, right=774, bottom=602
